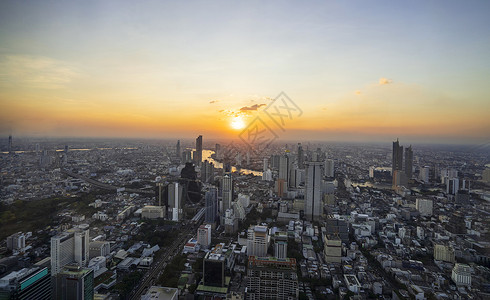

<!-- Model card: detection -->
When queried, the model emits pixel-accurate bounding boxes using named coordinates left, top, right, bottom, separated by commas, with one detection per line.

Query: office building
left=167, top=182, right=184, bottom=221
left=325, top=215, right=349, bottom=243
left=392, top=139, right=404, bottom=186
left=274, top=241, right=288, bottom=259
left=305, top=161, right=323, bottom=221
left=205, top=188, right=218, bottom=225
left=51, top=226, right=90, bottom=276
left=201, top=160, right=215, bottom=183
left=419, top=166, right=430, bottom=183
left=415, top=198, right=433, bottom=217
left=451, top=263, right=471, bottom=287
left=6, top=232, right=25, bottom=251
left=297, top=143, right=304, bottom=168
left=324, top=159, right=334, bottom=178
left=405, top=145, right=413, bottom=179
left=197, top=224, right=212, bottom=249
left=0, top=267, right=51, bottom=300
left=221, top=173, right=233, bottom=214
left=88, top=241, right=110, bottom=259
left=278, top=154, right=290, bottom=188
left=55, top=265, right=94, bottom=300
left=203, top=251, right=226, bottom=288
left=247, top=226, right=269, bottom=257
left=141, top=286, right=178, bottom=300
left=434, top=244, right=455, bottom=263
left=176, top=140, right=181, bottom=157
left=324, top=234, right=342, bottom=263
left=247, top=256, right=298, bottom=300
left=195, top=135, right=203, bottom=165
left=141, top=206, right=165, bottom=219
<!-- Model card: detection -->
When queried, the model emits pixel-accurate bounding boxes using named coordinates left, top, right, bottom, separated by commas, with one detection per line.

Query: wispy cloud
left=209, top=100, right=219, bottom=104
left=0, top=55, right=79, bottom=89
left=379, top=77, right=393, bottom=85
left=355, top=90, right=361, bottom=96
left=239, top=103, right=266, bottom=112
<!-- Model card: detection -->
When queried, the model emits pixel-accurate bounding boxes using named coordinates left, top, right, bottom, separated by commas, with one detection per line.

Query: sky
left=0, top=0, right=489, bottom=144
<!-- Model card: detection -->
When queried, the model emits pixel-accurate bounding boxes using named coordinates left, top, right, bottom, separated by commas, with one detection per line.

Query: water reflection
left=202, top=149, right=262, bottom=177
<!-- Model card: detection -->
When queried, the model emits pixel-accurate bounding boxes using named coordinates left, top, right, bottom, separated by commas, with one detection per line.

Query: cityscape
left=1, top=1, right=489, bottom=300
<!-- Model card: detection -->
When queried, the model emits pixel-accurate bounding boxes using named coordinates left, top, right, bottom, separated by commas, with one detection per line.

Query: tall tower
left=221, top=173, right=233, bottom=214
left=324, top=159, right=334, bottom=178
left=392, top=139, right=404, bottom=186
left=297, top=143, right=304, bottom=169
left=8, top=135, right=12, bottom=153
left=305, top=161, right=323, bottom=221
left=278, top=154, right=290, bottom=188
left=176, top=140, right=181, bottom=156
left=195, top=135, right=203, bottom=165
left=205, top=188, right=218, bottom=225
left=405, top=145, right=413, bottom=179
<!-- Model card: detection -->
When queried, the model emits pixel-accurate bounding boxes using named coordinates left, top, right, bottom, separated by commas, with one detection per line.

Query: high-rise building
left=451, top=263, right=471, bottom=287
left=247, top=256, right=299, bottom=300
left=415, top=198, right=433, bottom=216
left=297, top=143, right=304, bottom=169
left=305, top=161, right=323, bottom=221
left=278, top=154, right=290, bottom=188
left=263, top=158, right=268, bottom=172
left=203, top=248, right=226, bottom=288
left=0, top=267, right=51, bottom=299
left=167, top=182, right=184, bottom=221
left=434, top=243, right=455, bottom=263
left=419, top=166, right=430, bottom=183
left=392, top=139, right=404, bottom=186
left=6, top=232, right=25, bottom=251
left=197, top=224, right=212, bottom=249
left=176, top=140, right=181, bottom=157
left=221, top=173, right=233, bottom=214
left=247, top=226, right=269, bottom=257
left=404, top=145, right=413, bottom=179
left=195, top=135, right=203, bottom=165
left=51, top=226, right=90, bottom=276
left=201, top=160, right=215, bottom=183
left=274, top=241, right=288, bottom=259
left=55, top=265, right=94, bottom=300
left=324, top=159, right=334, bottom=178
left=205, top=188, right=218, bottom=225
left=8, top=135, right=12, bottom=153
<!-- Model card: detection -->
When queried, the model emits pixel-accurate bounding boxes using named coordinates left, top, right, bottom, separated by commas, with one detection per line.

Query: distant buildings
left=204, top=188, right=218, bottom=226
left=324, top=159, right=334, bottom=178
left=305, top=161, right=323, bottom=221
left=247, top=256, right=299, bottom=300
left=392, top=139, right=404, bottom=185
left=405, top=145, right=413, bottom=179
left=221, top=173, right=233, bottom=215
left=392, top=139, right=413, bottom=187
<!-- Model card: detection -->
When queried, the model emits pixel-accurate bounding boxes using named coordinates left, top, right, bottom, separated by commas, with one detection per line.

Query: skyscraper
left=221, top=173, right=233, bottom=214
left=176, top=140, right=181, bottom=156
left=51, top=226, right=90, bottom=276
left=195, top=135, right=203, bottom=165
left=324, top=159, right=334, bottom=178
left=205, top=188, right=218, bottom=225
left=55, top=265, right=94, bottom=300
left=247, top=225, right=269, bottom=257
left=167, top=182, right=184, bottom=221
left=297, top=143, right=304, bottom=169
left=201, top=160, right=215, bottom=183
left=405, top=145, right=413, bottom=179
left=8, top=135, right=12, bottom=153
left=392, top=139, right=404, bottom=186
left=0, top=266, right=51, bottom=299
left=278, top=154, right=290, bottom=188
left=305, top=161, right=323, bottom=221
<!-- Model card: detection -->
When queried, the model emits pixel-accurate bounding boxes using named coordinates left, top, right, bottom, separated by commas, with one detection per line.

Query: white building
left=247, top=226, right=269, bottom=257
left=197, top=224, right=212, bottom=249
left=274, top=241, right=287, bottom=259
left=452, top=263, right=471, bottom=287
left=324, top=159, right=334, bottom=177
left=51, top=226, right=90, bottom=275
left=415, top=198, right=433, bottom=216
left=6, top=232, right=25, bottom=251
left=419, top=166, right=430, bottom=183
left=141, top=206, right=165, bottom=219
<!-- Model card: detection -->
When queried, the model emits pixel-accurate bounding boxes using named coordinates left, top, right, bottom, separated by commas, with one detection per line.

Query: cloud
left=379, top=77, right=393, bottom=85
left=355, top=90, right=362, bottom=96
left=0, top=55, right=79, bottom=89
left=209, top=100, right=219, bottom=104
left=239, top=103, right=266, bottom=112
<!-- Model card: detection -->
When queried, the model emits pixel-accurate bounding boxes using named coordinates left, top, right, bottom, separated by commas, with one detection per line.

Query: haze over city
left=1, top=1, right=489, bottom=144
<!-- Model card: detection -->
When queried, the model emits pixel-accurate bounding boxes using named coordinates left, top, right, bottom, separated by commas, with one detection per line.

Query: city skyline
left=1, top=1, right=489, bottom=144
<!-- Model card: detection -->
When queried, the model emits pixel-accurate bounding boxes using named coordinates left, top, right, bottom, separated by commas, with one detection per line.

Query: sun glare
left=230, top=116, right=246, bottom=130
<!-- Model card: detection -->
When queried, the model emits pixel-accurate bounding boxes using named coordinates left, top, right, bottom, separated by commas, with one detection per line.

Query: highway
left=62, top=169, right=154, bottom=195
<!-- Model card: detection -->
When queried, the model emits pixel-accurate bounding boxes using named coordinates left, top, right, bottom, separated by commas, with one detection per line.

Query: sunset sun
left=230, top=116, right=246, bottom=130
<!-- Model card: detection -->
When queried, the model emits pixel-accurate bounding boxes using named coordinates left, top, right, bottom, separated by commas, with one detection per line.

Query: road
left=62, top=169, right=154, bottom=195
left=129, top=226, right=197, bottom=300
